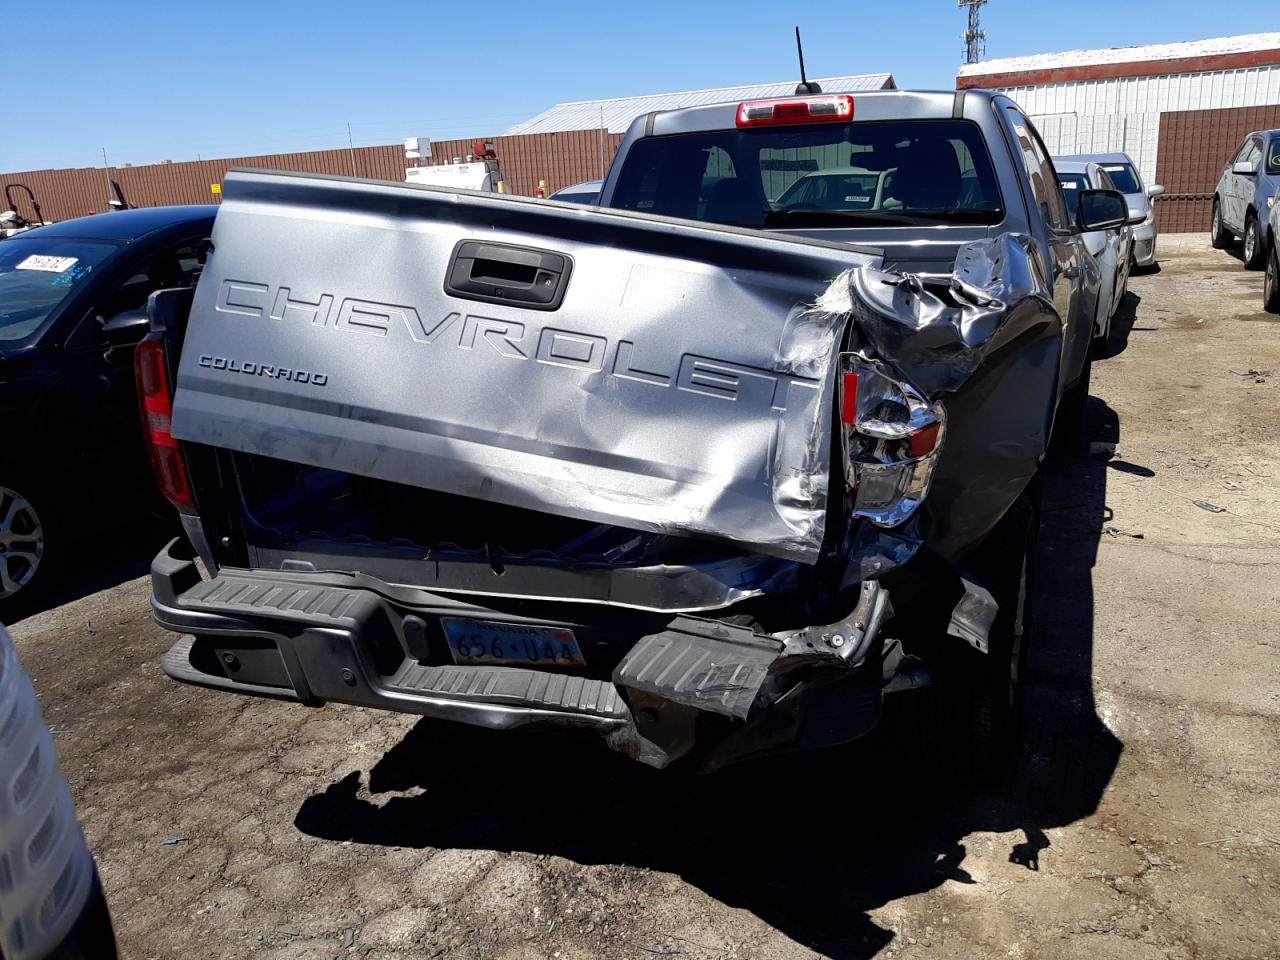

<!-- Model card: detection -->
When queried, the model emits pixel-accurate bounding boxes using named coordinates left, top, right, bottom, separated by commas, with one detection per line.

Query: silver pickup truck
left=139, top=88, right=1131, bottom=773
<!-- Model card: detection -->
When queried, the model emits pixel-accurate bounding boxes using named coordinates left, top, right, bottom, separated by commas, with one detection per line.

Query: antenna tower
left=959, top=0, right=987, bottom=64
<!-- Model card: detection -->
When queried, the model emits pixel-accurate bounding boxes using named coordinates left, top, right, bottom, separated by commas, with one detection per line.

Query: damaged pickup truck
left=141, top=88, right=1131, bottom=771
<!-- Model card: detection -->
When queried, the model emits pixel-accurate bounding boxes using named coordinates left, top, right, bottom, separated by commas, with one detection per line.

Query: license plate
left=441, top=618, right=585, bottom=667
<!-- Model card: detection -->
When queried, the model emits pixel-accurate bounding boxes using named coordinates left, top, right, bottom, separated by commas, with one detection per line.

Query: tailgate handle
left=445, top=240, right=573, bottom=311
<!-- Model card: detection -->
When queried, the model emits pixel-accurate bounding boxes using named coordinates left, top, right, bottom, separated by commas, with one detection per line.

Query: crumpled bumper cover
left=152, top=538, right=889, bottom=770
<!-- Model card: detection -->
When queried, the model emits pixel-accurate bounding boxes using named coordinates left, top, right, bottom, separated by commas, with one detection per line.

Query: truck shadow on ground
left=295, top=404, right=1124, bottom=959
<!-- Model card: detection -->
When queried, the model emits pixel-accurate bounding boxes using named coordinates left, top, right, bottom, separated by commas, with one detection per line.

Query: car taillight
left=840, top=356, right=945, bottom=527
left=134, top=337, right=194, bottom=511
left=736, top=94, right=854, bottom=128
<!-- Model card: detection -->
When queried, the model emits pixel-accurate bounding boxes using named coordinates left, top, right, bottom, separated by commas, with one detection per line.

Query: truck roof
left=639, top=89, right=996, bottom=138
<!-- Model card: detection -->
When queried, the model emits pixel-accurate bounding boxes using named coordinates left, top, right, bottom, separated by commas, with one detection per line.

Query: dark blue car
left=1211, top=129, right=1280, bottom=269
left=0, top=206, right=216, bottom=613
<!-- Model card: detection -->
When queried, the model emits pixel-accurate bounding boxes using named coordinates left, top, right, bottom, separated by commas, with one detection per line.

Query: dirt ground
left=9, top=233, right=1280, bottom=960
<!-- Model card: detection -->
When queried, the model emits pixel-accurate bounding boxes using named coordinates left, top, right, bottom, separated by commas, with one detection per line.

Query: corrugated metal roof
left=958, top=32, right=1280, bottom=78
left=506, top=74, right=897, bottom=135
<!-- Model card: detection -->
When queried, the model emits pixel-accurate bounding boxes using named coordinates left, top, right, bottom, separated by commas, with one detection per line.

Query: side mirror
left=1076, top=189, right=1129, bottom=233
left=100, top=307, right=151, bottom=345
left=1147, top=184, right=1165, bottom=199
left=1232, top=160, right=1257, bottom=176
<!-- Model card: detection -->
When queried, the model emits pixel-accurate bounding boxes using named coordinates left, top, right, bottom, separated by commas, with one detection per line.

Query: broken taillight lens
left=840, top=356, right=945, bottom=527
left=134, top=336, right=195, bottom=512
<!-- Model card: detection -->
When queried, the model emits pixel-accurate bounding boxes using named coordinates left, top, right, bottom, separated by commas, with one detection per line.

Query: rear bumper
left=151, top=538, right=892, bottom=770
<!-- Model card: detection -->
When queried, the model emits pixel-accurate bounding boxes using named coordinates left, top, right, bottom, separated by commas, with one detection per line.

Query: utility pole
left=599, top=105, right=606, bottom=179
left=959, top=0, right=987, bottom=64
left=347, top=122, right=357, bottom=177
left=101, top=147, right=114, bottom=203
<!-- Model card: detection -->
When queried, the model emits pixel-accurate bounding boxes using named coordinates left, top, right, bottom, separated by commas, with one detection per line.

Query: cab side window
left=99, top=242, right=205, bottom=319
left=1006, top=107, right=1070, bottom=231
left=1243, top=139, right=1264, bottom=173
left=69, top=239, right=207, bottom=348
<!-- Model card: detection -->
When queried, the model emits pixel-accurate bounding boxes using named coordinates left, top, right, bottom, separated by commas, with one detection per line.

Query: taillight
left=134, top=337, right=194, bottom=511
left=736, top=94, right=854, bottom=128
left=840, top=356, right=945, bottom=528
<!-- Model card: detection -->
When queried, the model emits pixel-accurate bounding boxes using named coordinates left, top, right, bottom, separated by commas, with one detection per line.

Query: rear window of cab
left=611, top=119, right=1004, bottom=229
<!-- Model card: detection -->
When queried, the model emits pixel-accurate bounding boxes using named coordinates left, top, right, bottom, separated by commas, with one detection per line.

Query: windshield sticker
left=50, top=263, right=93, bottom=287
left=15, top=255, right=79, bottom=273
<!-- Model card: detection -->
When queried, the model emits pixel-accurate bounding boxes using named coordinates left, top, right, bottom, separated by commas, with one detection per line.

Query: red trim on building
left=957, top=48, right=1280, bottom=89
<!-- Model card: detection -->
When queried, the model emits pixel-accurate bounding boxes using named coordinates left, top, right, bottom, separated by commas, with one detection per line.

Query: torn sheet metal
left=819, top=233, right=1062, bottom=578
left=948, top=577, right=999, bottom=653
left=832, top=232, right=1050, bottom=398
left=170, top=170, right=880, bottom=565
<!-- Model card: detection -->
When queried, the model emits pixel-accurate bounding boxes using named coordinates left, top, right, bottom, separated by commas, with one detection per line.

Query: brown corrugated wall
left=1, top=130, right=624, bottom=222
left=1154, top=104, right=1280, bottom=233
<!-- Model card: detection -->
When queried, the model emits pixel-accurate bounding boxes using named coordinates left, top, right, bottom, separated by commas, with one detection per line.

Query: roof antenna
left=794, top=27, right=822, bottom=95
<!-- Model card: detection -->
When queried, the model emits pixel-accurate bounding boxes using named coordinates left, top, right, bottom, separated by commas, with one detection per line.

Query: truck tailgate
left=170, top=170, right=879, bottom=562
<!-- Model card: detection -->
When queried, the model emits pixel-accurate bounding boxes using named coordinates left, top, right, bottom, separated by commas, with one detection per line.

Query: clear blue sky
left=3, top=0, right=1277, bottom=172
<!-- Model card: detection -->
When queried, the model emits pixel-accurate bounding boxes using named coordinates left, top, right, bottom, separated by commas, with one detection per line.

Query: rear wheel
left=1243, top=213, right=1265, bottom=270
left=0, top=483, right=55, bottom=618
left=1265, top=239, right=1280, bottom=314
left=902, top=495, right=1038, bottom=783
left=1210, top=199, right=1231, bottom=249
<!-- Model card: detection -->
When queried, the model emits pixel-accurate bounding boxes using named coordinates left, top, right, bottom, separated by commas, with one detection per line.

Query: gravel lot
left=9, top=233, right=1280, bottom=959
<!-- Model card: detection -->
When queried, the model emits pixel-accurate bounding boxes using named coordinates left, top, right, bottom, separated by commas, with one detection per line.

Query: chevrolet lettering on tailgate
left=214, top=278, right=815, bottom=409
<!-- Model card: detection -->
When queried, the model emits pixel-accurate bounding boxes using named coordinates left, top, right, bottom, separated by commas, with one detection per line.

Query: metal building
left=957, top=33, right=1280, bottom=231
left=506, top=73, right=897, bottom=136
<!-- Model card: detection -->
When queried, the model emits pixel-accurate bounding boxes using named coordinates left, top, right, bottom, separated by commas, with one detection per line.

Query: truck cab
left=600, top=89, right=1100, bottom=422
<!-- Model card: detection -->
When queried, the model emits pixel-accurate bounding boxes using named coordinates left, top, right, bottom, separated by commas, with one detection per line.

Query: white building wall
left=1029, top=113, right=1161, bottom=183
left=993, top=65, right=1280, bottom=185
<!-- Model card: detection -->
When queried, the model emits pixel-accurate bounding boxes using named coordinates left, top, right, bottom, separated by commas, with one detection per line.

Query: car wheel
left=0, top=484, right=53, bottom=616
left=1210, top=199, right=1231, bottom=249
left=1265, top=240, right=1280, bottom=314
left=1243, top=213, right=1265, bottom=270
left=961, top=495, right=1037, bottom=779
left=902, top=495, right=1038, bottom=784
